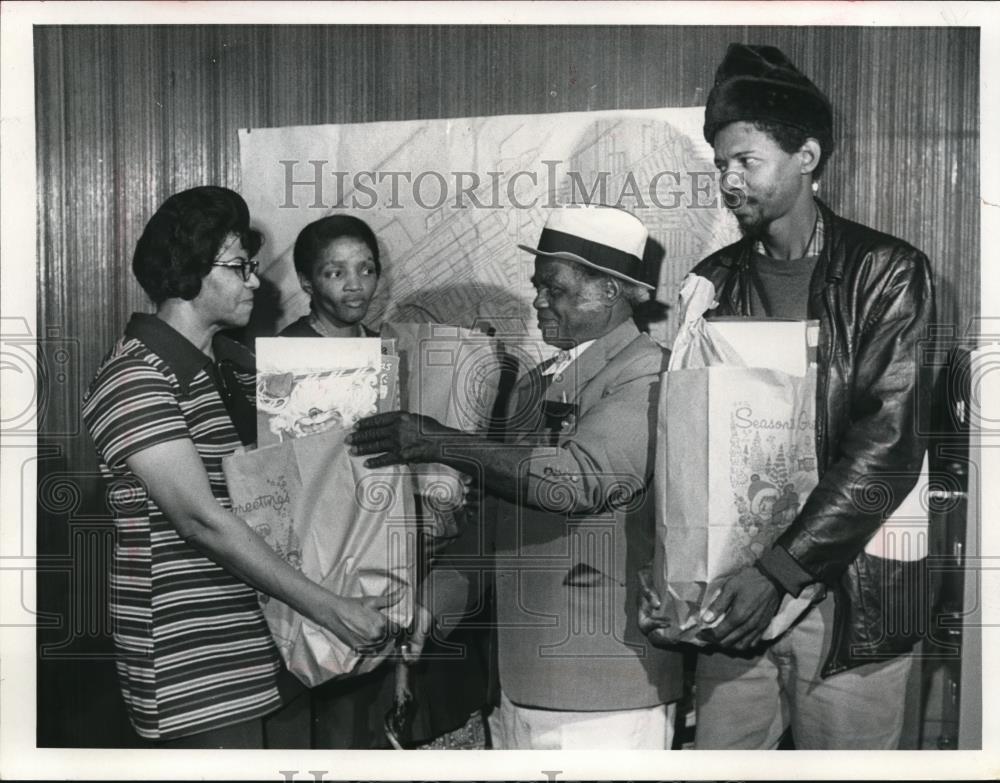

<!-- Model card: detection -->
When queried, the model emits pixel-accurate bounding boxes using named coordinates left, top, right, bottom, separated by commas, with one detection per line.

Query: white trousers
left=487, top=691, right=675, bottom=750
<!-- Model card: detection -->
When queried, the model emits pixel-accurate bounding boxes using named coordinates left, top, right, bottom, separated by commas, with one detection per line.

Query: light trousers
left=488, top=690, right=675, bottom=750
left=694, top=593, right=913, bottom=750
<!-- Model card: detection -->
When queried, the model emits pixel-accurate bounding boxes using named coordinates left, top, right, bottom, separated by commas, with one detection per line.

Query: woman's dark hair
left=132, top=186, right=263, bottom=304
left=293, top=215, right=381, bottom=280
left=752, top=120, right=835, bottom=181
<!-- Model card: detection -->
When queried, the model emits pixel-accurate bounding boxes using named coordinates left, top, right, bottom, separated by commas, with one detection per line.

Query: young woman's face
left=301, top=236, right=378, bottom=328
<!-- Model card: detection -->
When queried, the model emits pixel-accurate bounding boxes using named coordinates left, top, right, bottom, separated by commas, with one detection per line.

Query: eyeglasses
left=212, top=258, right=259, bottom=282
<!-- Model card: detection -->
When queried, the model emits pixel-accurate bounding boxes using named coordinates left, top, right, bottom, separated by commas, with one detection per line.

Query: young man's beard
left=736, top=215, right=767, bottom=239
left=724, top=190, right=768, bottom=239
left=734, top=207, right=768, bottom=240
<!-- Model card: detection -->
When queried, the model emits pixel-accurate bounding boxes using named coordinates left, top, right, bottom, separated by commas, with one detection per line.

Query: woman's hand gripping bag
left=223, top=427, right=415, bottom=686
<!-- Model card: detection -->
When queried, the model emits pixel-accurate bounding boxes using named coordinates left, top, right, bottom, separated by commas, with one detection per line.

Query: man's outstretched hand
left=347, top=411, right=456, bottom=468
left=697, top=565, right=783, bottom=651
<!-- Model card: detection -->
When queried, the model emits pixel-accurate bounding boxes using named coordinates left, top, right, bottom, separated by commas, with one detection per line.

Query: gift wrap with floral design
left=653, top=274, right=822, bottom=645
left=223, top=427, right=415, bottom=686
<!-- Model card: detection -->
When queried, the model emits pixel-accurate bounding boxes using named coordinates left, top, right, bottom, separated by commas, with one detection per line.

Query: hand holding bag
left=653, top=274, right=822, bottom=645
left=224, top=427, right=415, bottom=686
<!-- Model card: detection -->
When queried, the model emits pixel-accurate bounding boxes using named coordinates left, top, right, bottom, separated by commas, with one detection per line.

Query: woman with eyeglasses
left=82, top=187, right=396, bottom=749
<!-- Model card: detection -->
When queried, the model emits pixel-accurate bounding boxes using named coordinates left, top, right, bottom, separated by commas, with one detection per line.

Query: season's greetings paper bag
left=380, top=322, right=502, bottom=538
left=223, top=427, right=415, bottom=686
left=653, top=274, right=822, bottom=645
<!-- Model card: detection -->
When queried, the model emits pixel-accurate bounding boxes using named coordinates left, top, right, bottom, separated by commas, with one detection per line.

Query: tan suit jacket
left=491, top=319, right=683, bottom=711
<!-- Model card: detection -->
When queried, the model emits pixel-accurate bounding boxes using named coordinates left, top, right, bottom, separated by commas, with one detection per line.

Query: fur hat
left=703, top=43, right=833, bottom=146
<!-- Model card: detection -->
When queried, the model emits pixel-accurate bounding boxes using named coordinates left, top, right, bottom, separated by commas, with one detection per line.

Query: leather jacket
left=691, top=198, right=935, bottom=677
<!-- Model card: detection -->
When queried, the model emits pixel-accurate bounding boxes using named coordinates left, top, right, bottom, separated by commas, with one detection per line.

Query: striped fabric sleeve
left=85, top=356, right=193, bottom=471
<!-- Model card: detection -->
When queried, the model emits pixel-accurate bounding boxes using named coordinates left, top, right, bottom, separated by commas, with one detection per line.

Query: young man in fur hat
left=349, top=205, right=682, bottom=749
left=640, top=43, right=935, bottom=749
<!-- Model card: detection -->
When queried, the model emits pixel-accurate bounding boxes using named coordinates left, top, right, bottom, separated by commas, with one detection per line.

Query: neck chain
left=801, top=209, right=820, bottom=258
left=760, top=207, right=819, bottom=260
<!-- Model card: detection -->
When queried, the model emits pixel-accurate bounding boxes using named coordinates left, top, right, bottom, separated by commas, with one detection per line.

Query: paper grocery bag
left=381, top=322, right=501, bottom=430
left=380, top=322, right=501, bottom=537
left=653, top=275, right=821, bottom=645
left=223, top=427, right=415, bottom=686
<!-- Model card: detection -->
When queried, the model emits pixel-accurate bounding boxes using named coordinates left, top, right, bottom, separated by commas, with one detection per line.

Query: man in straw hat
left=639, top=43, right=935, bottom=749
left=349, top=204, right=682, bottom=749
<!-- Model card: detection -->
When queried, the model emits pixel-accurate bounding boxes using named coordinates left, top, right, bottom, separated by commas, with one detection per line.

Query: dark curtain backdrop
left=34, top=25, right=979, bottom=747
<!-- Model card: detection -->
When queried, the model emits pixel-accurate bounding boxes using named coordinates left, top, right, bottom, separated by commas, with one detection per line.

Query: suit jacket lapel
left=505, top=321, right=642, bottom=440
left=546, top=320, right=641, bottom=403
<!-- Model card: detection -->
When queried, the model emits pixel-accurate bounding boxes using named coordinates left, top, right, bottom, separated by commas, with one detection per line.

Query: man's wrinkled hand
left=697, top=565, right=782, bottom=651
left=347, top=411, right=454, bottom=468
left=637, top=565, right=677, bottom=648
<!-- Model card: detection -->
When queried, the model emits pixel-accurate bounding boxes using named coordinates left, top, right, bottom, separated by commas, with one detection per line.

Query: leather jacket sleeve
left=775, top=243, right=935, bottom=584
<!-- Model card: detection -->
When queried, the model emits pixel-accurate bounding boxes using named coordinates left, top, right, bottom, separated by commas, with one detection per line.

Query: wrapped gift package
left=255, top=337, right=384, bottom=446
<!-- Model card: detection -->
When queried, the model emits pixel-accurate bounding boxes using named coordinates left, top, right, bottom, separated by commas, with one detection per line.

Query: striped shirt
left=82, top=313, right=282, bottom=741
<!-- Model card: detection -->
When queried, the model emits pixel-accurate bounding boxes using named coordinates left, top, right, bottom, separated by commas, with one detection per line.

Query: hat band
left=537, top=228, right=643, bottom=281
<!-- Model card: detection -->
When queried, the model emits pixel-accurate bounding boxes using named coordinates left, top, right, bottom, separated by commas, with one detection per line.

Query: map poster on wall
left=239, top=106, right=740, bottom=348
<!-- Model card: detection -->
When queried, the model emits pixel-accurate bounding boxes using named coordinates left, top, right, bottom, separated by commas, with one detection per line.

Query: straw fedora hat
left=518, top=204, right=653, bottom=290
